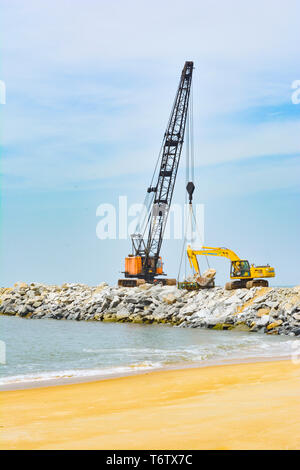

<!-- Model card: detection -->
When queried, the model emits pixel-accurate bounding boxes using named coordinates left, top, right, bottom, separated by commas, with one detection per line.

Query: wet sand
left=1, top=359, right=300, bottom=450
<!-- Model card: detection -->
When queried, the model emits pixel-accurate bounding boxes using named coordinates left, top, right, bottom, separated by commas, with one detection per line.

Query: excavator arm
left=187, top=244, right=241, bottom=274
left=186, top=246, right=200, bottom=274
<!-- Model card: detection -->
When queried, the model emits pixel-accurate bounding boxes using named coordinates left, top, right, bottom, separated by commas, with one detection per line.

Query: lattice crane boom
left=119, top=61, right=194, bottom=286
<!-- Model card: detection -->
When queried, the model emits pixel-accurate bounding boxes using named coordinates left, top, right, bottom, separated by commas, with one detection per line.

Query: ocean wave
left=82, top=340, right=296, bottom=358
left=0, top=361, right=164, bottom=386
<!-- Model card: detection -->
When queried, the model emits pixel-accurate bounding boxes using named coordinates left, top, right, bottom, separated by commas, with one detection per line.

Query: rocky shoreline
left=1, top=282, right=300, bottom=336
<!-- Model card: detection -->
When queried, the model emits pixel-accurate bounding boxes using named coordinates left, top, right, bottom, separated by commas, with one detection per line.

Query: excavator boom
left=187, top=245, right=241, bottom=264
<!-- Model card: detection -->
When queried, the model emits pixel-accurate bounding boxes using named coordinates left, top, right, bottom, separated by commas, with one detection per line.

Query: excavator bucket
left=178, top=269, right=216, bottom=290
left=195, top=268, right=216, bottom=287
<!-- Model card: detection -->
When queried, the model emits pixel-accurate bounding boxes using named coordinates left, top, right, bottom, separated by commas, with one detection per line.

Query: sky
left=0, top=0, right=299, bottom=287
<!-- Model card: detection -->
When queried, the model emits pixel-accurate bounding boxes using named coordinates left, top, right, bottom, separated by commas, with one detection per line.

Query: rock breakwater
left=1, top=282, right=300, bottom=336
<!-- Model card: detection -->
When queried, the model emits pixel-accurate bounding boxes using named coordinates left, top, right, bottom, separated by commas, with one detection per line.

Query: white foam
left=0, top=361, right=163, bottom=386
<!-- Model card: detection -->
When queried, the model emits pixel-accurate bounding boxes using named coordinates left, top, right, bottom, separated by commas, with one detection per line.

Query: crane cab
left=125, top=255, right=142, bottom=276
left=124, top=255, right=163, bottom=277
left=156, top=257, right=163, bottom=275
left=118, top=255, right=173, bottom=287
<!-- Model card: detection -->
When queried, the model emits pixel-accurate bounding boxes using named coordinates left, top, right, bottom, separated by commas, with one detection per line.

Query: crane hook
left=186, top=181, right=195, bottom=204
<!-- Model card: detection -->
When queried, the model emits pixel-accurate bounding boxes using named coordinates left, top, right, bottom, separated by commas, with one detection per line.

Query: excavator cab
left=230, top=260, right=251, bottom=279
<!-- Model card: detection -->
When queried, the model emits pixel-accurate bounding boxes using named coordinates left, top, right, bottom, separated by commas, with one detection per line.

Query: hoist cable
left=190, top=81, right=195, bottom=183
left=134, top=77, right=181, bottom=238
left=177, top=203, right=193, bottom=282
left=191, top=206, right=210, bottom=269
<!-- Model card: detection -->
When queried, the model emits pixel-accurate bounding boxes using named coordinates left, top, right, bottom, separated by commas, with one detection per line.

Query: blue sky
left=0, top=0, right=299, bottom=286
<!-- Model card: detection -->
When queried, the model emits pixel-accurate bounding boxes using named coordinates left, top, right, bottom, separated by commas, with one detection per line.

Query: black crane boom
left=119, top=61, right=194, bottom=286
left=146, top=62, right=193, bottom=266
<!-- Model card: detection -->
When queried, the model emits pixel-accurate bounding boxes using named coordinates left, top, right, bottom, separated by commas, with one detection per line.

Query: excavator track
left=225, top=279, right=269, bottom=290
left=225, top=280, right=247, bottom=290
left=246, top=279, right=269, bottom=289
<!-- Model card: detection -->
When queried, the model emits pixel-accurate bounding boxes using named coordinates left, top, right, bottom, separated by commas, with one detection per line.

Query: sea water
left=0, top=315, right=298, bottom=386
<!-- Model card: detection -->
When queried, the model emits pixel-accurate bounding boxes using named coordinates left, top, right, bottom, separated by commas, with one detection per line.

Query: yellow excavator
left=185, top=245, right=275, bottom=290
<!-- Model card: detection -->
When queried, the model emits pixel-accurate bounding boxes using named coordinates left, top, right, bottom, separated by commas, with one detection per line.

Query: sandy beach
left=1, top=359, right=300, bottom=450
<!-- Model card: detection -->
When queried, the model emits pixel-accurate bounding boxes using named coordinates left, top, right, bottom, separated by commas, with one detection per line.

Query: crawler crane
left=118, top=61, right=194, bottom=287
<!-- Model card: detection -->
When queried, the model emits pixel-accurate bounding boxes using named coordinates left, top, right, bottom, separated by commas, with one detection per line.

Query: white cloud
left=2, top=0, right=300, bottom=64
left=196, top=119, right=300, bottom=165
left=1, top=0, right=300, bottom=190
